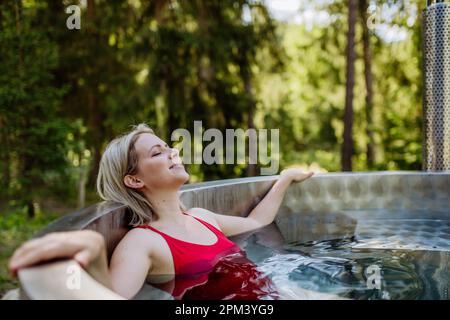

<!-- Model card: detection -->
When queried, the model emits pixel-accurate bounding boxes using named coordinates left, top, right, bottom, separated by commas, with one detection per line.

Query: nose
left=169, top=147, right=179, bottom=159
left=169, top=147, right=182, bottom=165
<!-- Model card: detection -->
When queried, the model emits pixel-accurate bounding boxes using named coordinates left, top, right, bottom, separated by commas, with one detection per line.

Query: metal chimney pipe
left=422, top=0, right=450, bottom=170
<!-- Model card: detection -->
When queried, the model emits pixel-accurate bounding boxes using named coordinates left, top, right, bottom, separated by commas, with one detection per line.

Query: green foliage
left=0, top=0, right=71, bottom=206
left=256, top=0, right=423, bottom=171
left=0, top=209, right=59, bottom=296
left=0, top=0, right=425, bottom=206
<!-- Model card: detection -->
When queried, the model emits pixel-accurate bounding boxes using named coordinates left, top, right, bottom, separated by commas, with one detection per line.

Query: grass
left=0, top=209, right=60, bottom=298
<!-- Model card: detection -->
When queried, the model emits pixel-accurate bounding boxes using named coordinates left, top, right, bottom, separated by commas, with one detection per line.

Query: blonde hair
left=96, top=123, right=185, bottom=226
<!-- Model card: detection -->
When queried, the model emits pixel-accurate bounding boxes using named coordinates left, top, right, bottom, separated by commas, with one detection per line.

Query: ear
left=123, top=175, right=145, bottom=189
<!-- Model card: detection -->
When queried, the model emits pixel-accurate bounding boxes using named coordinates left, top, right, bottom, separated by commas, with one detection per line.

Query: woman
left=9, top=124, right=314, bottom=299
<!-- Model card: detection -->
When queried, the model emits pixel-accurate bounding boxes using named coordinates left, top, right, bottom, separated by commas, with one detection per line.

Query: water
left=241, top=233, right=450, bottom=300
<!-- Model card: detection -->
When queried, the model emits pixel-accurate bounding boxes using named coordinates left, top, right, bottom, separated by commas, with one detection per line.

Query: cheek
left=140, top=158, right=169, bottom=180
left=138, top=157, right=188, bottom=188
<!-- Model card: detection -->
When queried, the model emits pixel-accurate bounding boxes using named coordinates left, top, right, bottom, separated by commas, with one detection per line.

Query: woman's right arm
left=108, top=228, right=153, bottom=299
left=9, top=229, right=153, bottom=300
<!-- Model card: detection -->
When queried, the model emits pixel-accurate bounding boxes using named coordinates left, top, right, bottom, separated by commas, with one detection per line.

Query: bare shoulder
left=114, top=227, right=159, bottom=255
left=186, top=207, right=222, bottom=230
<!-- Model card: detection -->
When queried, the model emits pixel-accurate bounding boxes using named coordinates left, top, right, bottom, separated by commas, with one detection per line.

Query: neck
left=143, top=188, right=184, bottom=224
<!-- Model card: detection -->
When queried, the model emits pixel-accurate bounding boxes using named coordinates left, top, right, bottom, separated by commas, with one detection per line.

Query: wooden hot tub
left=17, top=172, right=450, bottom=299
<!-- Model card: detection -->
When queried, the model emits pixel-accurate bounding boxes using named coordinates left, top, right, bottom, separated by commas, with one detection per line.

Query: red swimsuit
left=135, top=212, right=280, bottom=300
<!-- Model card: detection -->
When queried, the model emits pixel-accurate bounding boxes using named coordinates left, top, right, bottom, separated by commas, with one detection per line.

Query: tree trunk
left=27, top=201, right=35, bottom=219
left=23, top=117, right=35, bottom=218
left=85, top=0, right=103, bottom=188
left=14, top=0, right=36, bottom=217
left=78, top=164, right=87, bottom=209
left=0, top=118, right=11, bottom=195
left=243, top=74, right=258, bottom=177
left=236, top=35, right=258, bottom=177
left=87, top=91, right=102, bottom=188
left=87, top=0, right=95, bottom=20
left=166, top=77, right=181, bottom=141
left=154, top=0, right=168, bottom=23
left=360, top=0, right=375, bottom=169
left=341, top=0, right=358, bottom=172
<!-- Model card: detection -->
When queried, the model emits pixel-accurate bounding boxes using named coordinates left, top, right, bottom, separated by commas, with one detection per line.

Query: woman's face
left=128, top=133, right=189, bottom=191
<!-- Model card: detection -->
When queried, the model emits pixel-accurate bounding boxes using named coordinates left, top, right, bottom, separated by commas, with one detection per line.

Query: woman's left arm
left=198, top=168, right=314, bottom=237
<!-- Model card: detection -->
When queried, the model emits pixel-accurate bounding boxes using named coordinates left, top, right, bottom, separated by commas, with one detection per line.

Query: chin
left=181, top=172, right=190, bottom=183
left=174, top=170, right=190, bottom=184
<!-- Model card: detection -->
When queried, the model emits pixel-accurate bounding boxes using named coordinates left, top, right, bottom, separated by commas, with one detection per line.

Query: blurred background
left=0, top=0, right=424, bottom=295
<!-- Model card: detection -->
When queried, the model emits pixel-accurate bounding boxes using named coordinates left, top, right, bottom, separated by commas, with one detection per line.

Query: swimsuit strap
left=181, top=211, right=223, bottom=237
left=136, top=211, right=221, bottom=246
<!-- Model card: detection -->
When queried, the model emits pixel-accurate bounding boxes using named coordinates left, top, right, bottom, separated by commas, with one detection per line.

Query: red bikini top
left=136, top=211, right=242, bottom=275
left=135, top=211, right=280, bottom=300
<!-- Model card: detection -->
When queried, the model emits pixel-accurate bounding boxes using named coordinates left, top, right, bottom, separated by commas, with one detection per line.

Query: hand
left=280, top=167, right=314, bottom=183
left=9, top=230, right=106, bottom=277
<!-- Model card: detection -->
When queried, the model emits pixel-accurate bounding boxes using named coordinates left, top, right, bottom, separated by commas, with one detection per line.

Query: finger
left=9, top=230, right=102, bottom=274
left=9, top=238, right=51, bottom=270
left=11, top=238, right=45, bottom=260
left=9, top=245, right=54, bottom=270
left=9, top=242, right=78, bottom=271
left=295, top=172, right=314, bottom=182
left=8, top=261, right=18, bottom=278
left=11, top=232, right=66, bottom=260
left=74, top=249, right=92, bottom=268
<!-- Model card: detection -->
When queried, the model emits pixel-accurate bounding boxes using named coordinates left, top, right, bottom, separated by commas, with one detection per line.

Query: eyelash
left=152, top=145, right=169, bottom=157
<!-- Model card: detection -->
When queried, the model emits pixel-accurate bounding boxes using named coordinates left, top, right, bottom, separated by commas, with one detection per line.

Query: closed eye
left=149, top=143, right=169, bottom=157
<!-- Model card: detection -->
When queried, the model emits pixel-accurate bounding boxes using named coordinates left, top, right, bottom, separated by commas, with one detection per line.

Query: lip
left=169, top=164, right=183, bottom=170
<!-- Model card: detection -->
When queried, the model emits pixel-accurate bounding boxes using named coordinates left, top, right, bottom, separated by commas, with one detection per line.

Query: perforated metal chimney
left=423, top=0, right=450, bottom=170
